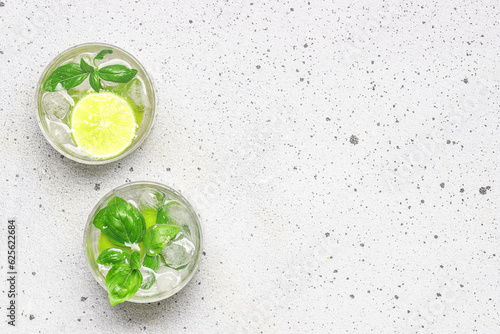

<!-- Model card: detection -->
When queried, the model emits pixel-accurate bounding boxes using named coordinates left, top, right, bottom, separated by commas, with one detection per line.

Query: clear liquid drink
left=84, top=182, right=203, bottom=304
left=36, top=43, right=156, bottom=164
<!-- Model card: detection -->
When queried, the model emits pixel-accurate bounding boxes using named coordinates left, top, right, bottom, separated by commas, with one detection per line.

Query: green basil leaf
left=96, top=248, right=130, bottom=266
left=43, top=63, right=89, bottom=92
left=94, top=49, right=113, bottom=61
left=143, top=224, right=180, bottom=257
left=92, top=196, right=146, bottom=247
left=99, top=65, right=138, bottom=83
left=103, top=203, right=146, bottom=246
left=89, top=71, right=101, bottom=92
left=108, top=196, right=128, bottom=207
left=143, top=254, right=160, bottom=272
left=92, top=206, right=107, bottom=229
left=130, top=251, right=141, bottom=270
left=93, top=196, right=128, bottom=229
left=80, top=58, right=94, bottom=73
left=156, top=201, right=183, bottom=225
left=105, top=264, right=142, bottom=306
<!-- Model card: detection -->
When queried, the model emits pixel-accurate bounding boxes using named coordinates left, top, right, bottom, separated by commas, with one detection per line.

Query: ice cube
left=155, top=266, right=181, bottom=291
left=162, top=201, right=193, bottom=228
left=160, top=229, right=195, bottom=269
left=138, top=188, right=166, bottom=211
left=126, top=78, right=150, bottom=110
left=42, top=91, right=73, bottom=120
left=139, top=267, right=156, bottom=290
left=46, top=120, right=72, bottom=144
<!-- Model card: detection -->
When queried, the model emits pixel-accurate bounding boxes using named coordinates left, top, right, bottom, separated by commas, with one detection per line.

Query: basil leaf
left=96, top=248, right=129, bottom=266
left=80, top=58, right=94, bottom=73
left=143, top=254, right=160, bottom=272
left=43, top=63, right=89, bottom=92
left=130, top=251, right=141, bottom=270
left=108, top=196, right=128, bottom=207
left=89, top=71, right=101, bottom=92
left=143, top=224, right=180, bottom=257
left=156, top=201, right=182, bottom=225
left=103, top=203, right=146, bottom=246
left=105, top=264, right=142, bottom=306
left=94, top=49, right=113, bottom=61
left=99, top=65, right=138, bottom=83
left=92, top=206, right=107, bottom=229
left=92, top=197, right=146, bottom=247
left=93, top=196, right=128, bottom=229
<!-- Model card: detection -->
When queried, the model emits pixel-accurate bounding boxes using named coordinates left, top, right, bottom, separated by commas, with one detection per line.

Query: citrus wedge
left=71, top=92, right=136, bottom=159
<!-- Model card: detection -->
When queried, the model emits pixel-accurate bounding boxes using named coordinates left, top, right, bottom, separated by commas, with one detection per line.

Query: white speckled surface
left=0, top=0, right=499, bottom=333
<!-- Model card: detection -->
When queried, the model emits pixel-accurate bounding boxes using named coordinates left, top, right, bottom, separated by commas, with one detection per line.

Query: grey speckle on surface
left=0, top=1, right=498, bottom=333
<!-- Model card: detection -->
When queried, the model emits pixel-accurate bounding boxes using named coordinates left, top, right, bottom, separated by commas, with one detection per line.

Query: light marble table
left=0, top=0, right=498, bottom=333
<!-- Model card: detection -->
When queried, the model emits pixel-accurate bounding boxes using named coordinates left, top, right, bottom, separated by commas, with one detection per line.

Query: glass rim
left=35, top=42, right=157, bottom=165
left=83, top=181, right=204, bottom=304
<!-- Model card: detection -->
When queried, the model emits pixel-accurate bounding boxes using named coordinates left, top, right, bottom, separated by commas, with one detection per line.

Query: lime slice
left=70, top=92, right=136, bottom=159
left=141, top=208, right=157, bottom=229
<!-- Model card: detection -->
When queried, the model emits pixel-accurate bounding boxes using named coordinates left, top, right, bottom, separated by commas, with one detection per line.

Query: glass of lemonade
left=36, top=43, right=156, bottom=164
left=84, top=181, right=203, bottom=305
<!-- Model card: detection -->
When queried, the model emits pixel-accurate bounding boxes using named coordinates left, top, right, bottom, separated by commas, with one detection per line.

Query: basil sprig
left=42, top=49, right=138, bottom=93
left=92, top=197, right=146, bottom=247
left=94, top=196, right=183, bottom=305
